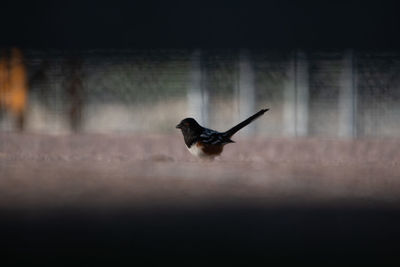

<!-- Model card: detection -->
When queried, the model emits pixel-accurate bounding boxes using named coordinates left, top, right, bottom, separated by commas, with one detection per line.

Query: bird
left=176, top=108, right=269, bottom=159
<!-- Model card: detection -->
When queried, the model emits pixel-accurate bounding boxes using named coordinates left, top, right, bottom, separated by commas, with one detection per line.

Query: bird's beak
left=176, top=123, right=182, bottom=129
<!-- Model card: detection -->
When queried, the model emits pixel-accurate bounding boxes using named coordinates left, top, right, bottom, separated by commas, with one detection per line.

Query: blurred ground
left=1, top=132, right=399, bottom=208
left=1, top=133, right=400, bottom=265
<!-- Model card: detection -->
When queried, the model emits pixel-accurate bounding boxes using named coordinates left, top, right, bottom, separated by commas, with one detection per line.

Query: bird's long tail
left=223, top=108, right=269, bottom=138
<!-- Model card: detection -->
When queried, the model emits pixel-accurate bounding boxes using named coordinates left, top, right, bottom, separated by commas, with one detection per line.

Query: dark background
left=1, top=0, right=400, bottom=49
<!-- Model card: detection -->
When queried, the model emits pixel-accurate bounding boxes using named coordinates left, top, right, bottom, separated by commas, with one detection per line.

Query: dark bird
left=176, top=108, right=269, bottom=159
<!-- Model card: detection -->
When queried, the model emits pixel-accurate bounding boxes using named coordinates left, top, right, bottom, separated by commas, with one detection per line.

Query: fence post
left=338, top=50, right=357, bottom=138
left=283, top=51, right=296, bottom=136
left=236, top=49, right=256, bottom=135
left=295, top=51, right=309, bottom=137
left=187, top=49, right=209, bottom=125
left=283, top=50, right=309, bottom=137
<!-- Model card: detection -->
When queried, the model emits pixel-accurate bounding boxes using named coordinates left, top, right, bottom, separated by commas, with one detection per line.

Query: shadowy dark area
left=1, top=1, right=400, bottom=49
left=2, top=205, right=400, bottom=265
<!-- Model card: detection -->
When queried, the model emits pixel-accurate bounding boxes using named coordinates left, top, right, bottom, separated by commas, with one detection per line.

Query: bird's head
left=176, top=118, right=202, bottom=134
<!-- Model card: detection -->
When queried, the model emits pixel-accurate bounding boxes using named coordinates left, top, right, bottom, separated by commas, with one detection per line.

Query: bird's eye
left=184, top=122, right=189, bottom=126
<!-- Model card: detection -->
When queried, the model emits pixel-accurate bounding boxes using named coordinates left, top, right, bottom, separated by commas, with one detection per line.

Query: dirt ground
left=0, top=132, right=399, bottom=209
left=1, top=133, right=400, bottom=265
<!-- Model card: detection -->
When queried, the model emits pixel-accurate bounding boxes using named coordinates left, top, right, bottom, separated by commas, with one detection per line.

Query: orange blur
left=0, top=48, right=28, bottom=130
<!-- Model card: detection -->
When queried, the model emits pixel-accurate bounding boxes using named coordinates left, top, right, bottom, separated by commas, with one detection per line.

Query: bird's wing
left=199, top=128, right=233, bottom=145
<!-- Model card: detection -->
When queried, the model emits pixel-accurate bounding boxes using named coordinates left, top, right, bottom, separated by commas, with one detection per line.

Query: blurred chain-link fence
left=1, top=48, right=399, bottom=137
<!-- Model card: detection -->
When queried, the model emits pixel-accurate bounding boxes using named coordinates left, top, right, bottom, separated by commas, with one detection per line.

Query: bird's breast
left=187, top=141, right=223, bottom=158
